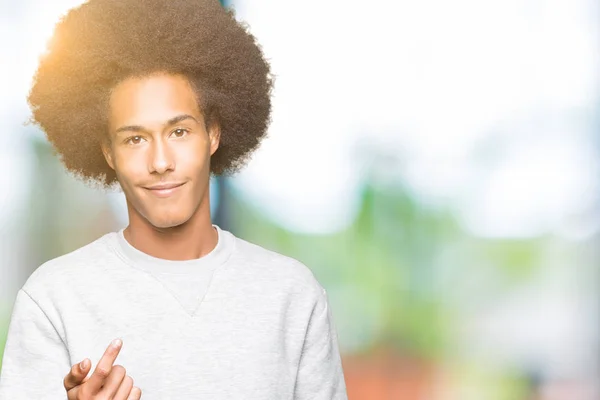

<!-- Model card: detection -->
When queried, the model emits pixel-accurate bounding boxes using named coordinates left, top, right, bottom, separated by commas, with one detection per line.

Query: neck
left=123, top=193, right=217, bottom=262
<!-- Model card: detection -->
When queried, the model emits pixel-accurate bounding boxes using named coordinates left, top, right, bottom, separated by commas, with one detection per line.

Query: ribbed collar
left=108, top=224, right=235, bottom=275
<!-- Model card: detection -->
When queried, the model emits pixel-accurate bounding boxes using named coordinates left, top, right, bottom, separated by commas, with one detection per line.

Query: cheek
left=179, top=142, right=210, bottom=172
left=114, top=152, right=146, bottom=183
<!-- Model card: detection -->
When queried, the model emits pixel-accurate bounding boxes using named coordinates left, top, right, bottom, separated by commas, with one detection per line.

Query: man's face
left=103, top=73, right=220, bottom=229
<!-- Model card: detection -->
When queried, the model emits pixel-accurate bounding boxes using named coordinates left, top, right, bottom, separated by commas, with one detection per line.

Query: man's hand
left=63, top=339, right=142, bottom=399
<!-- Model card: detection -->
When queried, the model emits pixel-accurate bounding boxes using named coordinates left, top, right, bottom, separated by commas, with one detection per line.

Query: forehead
left=108, top=73, right=201, bottom=128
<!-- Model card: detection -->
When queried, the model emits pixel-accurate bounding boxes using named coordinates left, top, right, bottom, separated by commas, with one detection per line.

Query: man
left=0, top=0, right=348, bottom=398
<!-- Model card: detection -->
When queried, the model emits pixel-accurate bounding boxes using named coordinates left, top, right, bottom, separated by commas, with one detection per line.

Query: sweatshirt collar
left=109, top=224, right=234, bottom=274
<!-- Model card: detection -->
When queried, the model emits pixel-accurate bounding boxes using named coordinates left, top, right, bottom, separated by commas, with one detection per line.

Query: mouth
left=143, top=182, right=186, bottom=198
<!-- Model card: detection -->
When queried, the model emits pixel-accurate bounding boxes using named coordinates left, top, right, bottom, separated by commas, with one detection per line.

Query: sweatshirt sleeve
left=0, top=289, right=71, bottom=400
left=293, top=288, right=348, bottom=400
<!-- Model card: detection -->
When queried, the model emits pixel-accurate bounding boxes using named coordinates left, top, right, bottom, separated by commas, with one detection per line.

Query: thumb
left=64, top=358, right=91, bottom=391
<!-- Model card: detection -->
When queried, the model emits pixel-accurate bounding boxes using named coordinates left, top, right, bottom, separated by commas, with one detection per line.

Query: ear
left=101, top=138, right=115, bottom=170
left=208, top=122, right=221, bottom=156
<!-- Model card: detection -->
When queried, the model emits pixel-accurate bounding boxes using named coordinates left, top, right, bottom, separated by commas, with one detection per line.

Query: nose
left=148, top=138, right=175, bottom=174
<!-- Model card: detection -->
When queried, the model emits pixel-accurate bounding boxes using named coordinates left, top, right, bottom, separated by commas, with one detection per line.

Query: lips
left=143, top=182, right=186, bottom=197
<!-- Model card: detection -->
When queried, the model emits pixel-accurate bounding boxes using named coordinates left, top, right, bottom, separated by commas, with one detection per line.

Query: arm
left=0, top=289, right=71, bottom=399
left=293, top=288, right=348, bottom=400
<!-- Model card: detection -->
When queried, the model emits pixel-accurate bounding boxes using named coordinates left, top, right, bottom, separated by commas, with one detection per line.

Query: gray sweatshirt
left=0, top=225, right=348, bottom=399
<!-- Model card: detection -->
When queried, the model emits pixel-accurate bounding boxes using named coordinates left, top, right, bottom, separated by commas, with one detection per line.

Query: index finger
left=85, top=339, right=123, bottom=394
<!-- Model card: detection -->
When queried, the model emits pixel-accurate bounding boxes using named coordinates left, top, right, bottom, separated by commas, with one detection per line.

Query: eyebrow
left=115, top=114, right=199, bottom=135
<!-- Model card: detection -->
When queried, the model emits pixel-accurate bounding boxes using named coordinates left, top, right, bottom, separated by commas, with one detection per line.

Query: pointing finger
left=86, top=338, right=123, bottom=394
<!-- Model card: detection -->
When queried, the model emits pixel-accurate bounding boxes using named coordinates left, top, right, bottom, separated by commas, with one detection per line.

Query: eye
left=172, top=128, right=189, bottom=138
left=125, top=135, right=143, bottom=145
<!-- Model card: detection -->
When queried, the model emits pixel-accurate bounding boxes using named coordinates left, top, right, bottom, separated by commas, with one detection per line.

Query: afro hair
left=28, top=0, right=273, bottom=187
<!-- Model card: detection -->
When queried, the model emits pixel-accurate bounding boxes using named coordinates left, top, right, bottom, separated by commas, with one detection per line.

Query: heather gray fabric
left=0, top=225, right=348, bottom=399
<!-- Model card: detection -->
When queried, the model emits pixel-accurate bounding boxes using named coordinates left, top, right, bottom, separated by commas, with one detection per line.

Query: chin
left=147, top=213, right=191, bottom=229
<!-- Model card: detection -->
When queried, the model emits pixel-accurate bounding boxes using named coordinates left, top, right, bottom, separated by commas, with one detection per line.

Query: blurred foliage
left=0, top=306, right=9, bottom=372
left=229, top=181, right=454, bottom=358
left=474, top=239, right=545, bottom=282
left=442, top=361, right=533, bottom=400
left=228, top=178, right=548, bottom=361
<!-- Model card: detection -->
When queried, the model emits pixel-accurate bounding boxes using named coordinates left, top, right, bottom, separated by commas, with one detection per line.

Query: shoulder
left=228, top=233, right=327, bottom=299
left=22, top=232, right=115, bottom=300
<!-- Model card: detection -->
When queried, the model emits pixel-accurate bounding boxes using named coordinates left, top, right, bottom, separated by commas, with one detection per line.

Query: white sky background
left=0, top=0, right=86, bottom=226
left=232, top=0, right=600, bottom=237
left=0, top=0, right=598, bottom=238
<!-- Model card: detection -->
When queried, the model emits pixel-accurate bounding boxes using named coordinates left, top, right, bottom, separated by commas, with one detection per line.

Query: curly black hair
left=28, top=0, right=273, bottom=187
